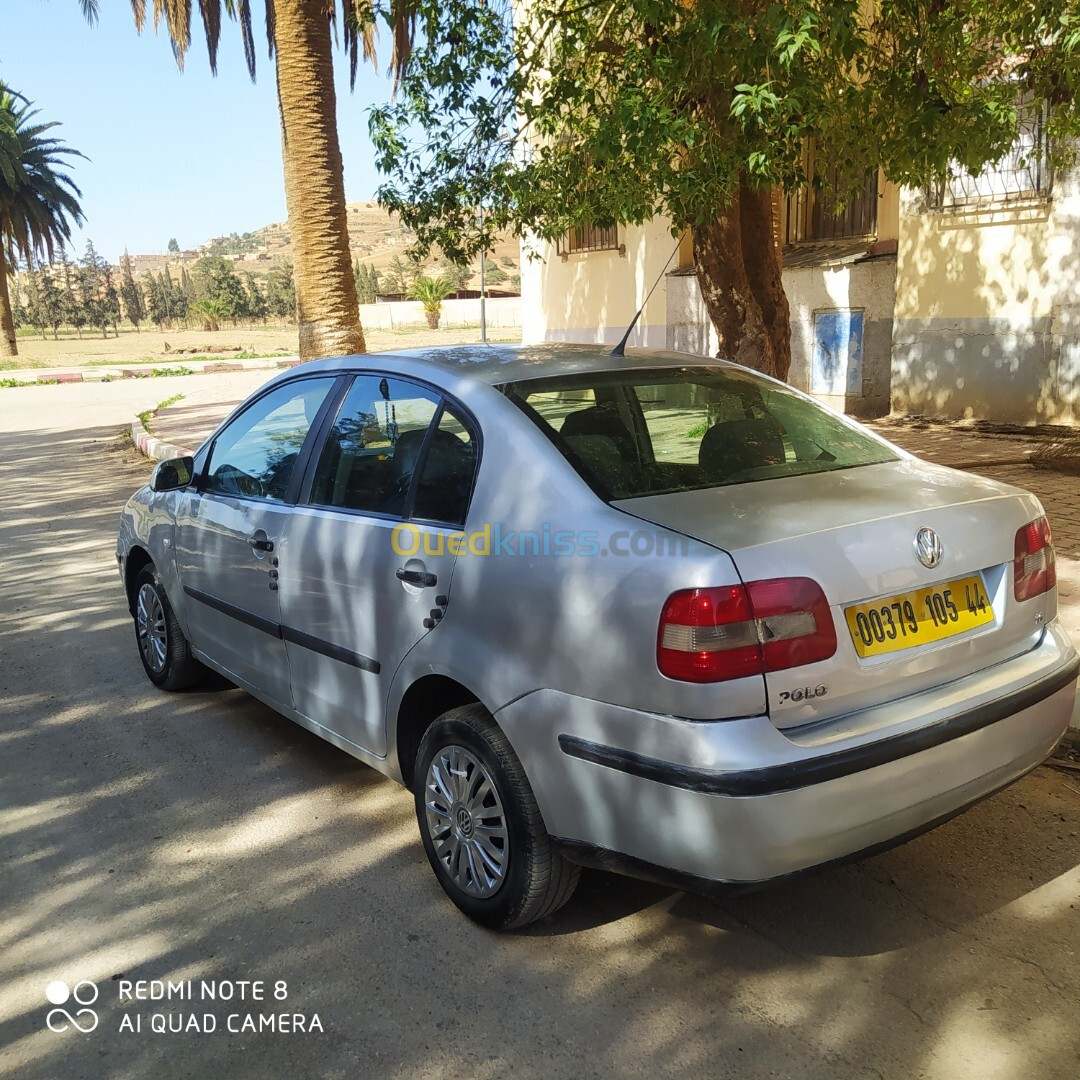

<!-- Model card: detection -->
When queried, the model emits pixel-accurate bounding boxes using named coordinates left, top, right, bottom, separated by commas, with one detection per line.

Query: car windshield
left=500, top=365, right=898, bottom=499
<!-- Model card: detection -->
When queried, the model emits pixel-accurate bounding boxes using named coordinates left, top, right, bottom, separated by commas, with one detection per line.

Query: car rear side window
left=410, top=406, right=477, bottom=527
left=203, top=378, right=336, bottom=502
left=308, top=376, right=441, bottom=516
left=502, top=366, right=897, bottom=499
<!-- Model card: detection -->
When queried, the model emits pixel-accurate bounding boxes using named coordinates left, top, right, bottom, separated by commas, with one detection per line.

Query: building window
left=784, top=165, right=879, bottom=246
left=928, top=99, right=1052, bottom=209
left=557, top=224, right=623, bottom=257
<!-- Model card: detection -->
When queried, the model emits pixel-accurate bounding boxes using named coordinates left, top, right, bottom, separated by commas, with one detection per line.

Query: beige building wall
left=523, top=175, right=901, bottom=417
left=892, top=166, right=1080, bottom=424
left=521, top=219, right=680, bottom=349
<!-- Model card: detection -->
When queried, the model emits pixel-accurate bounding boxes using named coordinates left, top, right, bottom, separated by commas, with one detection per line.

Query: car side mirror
left=151, top=456, right=195, bottom=492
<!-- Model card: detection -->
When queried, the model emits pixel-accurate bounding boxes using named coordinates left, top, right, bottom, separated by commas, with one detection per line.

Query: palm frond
left=0, top=88, right=85, bottom=270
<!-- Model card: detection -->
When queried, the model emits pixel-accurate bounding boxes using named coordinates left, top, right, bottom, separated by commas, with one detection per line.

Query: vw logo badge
left=914, top=527, right=943, bottom=569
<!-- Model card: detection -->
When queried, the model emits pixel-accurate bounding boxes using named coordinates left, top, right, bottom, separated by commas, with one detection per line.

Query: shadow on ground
left=1, top=422, right=1078, bottom=1080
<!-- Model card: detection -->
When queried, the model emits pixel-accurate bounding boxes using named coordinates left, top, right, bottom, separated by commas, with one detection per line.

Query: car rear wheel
left=133, top=565, right=205, bottom=691
left=414, top=704, right=580, bottom=929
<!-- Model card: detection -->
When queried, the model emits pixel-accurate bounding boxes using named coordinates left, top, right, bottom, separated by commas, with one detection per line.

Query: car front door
left=278, top=373, right=479, bottom=757
left=173, top=375, right=341, bottom=706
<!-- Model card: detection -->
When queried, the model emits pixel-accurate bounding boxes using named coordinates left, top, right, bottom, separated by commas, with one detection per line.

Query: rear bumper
left=495, top=622, right=1078, bottom=886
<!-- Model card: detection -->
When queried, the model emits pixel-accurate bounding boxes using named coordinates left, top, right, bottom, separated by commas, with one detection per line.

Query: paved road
left=2, top=380, right=1079, bottom=1080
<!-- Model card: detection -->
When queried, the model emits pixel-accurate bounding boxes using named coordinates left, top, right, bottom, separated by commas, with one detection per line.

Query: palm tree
left=0, top=85, right=84, bottom=358
left=106, top=2, right=414, bottom=362
left=408, top=274, right=454, bottom=330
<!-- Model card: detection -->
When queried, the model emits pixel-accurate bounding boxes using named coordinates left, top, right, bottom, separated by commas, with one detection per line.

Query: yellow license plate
left=845, top=575, right=993, bottom=658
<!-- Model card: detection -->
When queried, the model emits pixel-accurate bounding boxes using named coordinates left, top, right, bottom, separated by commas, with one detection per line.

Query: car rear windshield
left=499, top=365, right=898, bottom=500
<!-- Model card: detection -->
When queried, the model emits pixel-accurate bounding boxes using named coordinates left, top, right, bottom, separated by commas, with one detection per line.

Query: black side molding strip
left=559, top=654, right=1079, bottom=798
left=281, top=624, right=380, bottom=674
left=184, top=585, right=281, bottom=638
left=183, top=585, right=380, bottom=674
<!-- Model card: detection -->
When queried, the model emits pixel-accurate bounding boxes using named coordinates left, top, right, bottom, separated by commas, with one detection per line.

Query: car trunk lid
left=615, top=459, right=1054, bottom=729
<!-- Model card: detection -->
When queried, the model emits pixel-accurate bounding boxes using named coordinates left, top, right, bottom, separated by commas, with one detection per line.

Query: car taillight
left=1014, top=516, right=1056, bottom=602
left=657, top=578, right=836, bottom=683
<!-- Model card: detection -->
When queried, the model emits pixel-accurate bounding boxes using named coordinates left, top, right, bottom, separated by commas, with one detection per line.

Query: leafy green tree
left=191, top=256, right=248, bottom=321
left=0, top=83, right=84, bottom=355
left=510, top=273, right=521, bottom=293
left=382, top=254, right=411, bottom=296
left=119, top=251, right=145, bottom=331
left=22, top=267, right=47, bottom=339
left=265, top=263, right=296, bottom=321
left=79, top=240, right=109, bottom=337
left=180, top=266, right=195, bottom=302
left=38, top=265, right=64, bottom=339
left=102, top=262, right=121, bottom=334
left=60, top=252, right=86, bottom=337
left=356, top=262, right=379, bottom=304
left=167, top=237, right=180, bottom=254
left=407, top=273, right=455, bottom=329
left=242, top=271, right=268, bottom=322
left=440, top=259, right=471, bottom=295
left=144, top=274, right=166, bottom=329
left=163, top=267, right=188, bottom=321
left=9, top=274, right=24, bottom=328
left=373, top=0, right=1080, bottom=380
left=482, top=256, right=508, bottom=286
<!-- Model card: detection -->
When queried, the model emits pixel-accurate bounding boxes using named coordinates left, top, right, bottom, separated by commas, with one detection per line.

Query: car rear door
left=173, top=375, right=341, bottom=706
left=277, top=373, right=479, bottom=757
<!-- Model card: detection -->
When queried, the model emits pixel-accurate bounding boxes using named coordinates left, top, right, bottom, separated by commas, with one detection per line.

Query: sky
left=1, top=0, right=395, bottom=263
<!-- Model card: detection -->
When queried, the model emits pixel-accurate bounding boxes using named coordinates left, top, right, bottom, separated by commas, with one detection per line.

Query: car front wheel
left=133, top=565, right=205, bottom=691
left=414, top=704, right=580, bottom=929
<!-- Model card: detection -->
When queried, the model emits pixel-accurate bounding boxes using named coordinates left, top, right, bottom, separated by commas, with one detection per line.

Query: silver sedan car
left=117, top=345, right=1079, bottom=928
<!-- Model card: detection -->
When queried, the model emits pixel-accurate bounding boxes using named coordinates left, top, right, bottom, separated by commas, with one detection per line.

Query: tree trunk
left=0, top=252, right=17, bottom=357
left=274, top=0, right=366, bottom=361
left=692, top=177, right=791, bottom=381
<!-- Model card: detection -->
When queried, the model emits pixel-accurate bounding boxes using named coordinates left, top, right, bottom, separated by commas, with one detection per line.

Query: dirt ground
left=4, top=322, right=521, bottom=369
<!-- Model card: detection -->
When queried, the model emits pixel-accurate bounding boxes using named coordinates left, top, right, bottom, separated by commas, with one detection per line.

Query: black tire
left=414, top=704, right=580, bottom=929
left=132, top=565, right=206, bottom=691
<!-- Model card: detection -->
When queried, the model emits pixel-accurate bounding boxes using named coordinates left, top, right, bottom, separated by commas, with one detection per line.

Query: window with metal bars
left=556, top=224, right=622, bottom=256
left=784, top=167, right=879, bottom=246
left=928, top=99, right=1052, bottom=209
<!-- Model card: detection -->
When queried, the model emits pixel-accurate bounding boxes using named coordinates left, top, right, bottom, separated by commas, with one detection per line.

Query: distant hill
left=129, top=202, right=522, bottom=292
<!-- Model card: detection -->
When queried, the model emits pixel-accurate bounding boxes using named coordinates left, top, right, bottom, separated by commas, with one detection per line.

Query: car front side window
left=308, top=375, right=441, bottom=517
left=203, top=378, right=336, bottom=502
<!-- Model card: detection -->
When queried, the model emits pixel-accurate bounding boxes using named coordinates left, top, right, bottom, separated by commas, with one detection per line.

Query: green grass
left=0, top=376, right=59, bottom=388
left=137, top=393, right=185, bottom=434
left=685, top=421, right=709, bottom=439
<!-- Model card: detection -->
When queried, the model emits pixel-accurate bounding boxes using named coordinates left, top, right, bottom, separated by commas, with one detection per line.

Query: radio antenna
left=610, top=237, right=683, bottom=357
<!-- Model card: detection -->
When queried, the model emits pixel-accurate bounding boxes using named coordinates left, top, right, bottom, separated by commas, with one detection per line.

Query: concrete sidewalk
left=3, top=354, right=300, bottom=385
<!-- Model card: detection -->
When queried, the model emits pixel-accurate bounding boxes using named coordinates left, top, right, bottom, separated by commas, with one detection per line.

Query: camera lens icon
left=45, top=980, right=99, bottom=1033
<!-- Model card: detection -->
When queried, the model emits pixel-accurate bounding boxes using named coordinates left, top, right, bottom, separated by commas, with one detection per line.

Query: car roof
left=292, top=343, right=735, bottom=388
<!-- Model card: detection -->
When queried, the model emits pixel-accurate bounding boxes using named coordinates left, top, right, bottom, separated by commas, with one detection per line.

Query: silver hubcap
left=136, top=583, right=168, bottom=674
left=424, top=745, right=509, bottom=898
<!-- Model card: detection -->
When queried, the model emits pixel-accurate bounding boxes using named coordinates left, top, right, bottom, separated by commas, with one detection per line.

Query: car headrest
left=699, top=416, right=786, bottom=479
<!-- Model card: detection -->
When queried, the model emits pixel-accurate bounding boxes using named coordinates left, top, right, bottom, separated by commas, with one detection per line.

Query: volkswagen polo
left=117, top=345, right=1079, bottom=928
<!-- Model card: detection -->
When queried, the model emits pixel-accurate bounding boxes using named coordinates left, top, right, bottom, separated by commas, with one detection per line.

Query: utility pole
left=479, top=204, right=487, bottom=344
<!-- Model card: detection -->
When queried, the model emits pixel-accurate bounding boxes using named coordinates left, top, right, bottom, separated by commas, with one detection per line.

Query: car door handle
left=248, top=531, right=274, bottom=553
left=396, top=567, right=437, bottom=588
